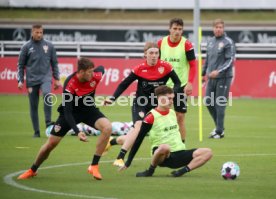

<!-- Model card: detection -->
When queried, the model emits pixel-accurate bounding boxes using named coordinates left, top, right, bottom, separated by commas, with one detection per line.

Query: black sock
left=215, top=130, right=222, bottom=135
left=31, top=164, right=38, bottom=172
left=180, top=165, right=191, bottom=173
left=148, top=164, right=156, bottom=174
left=110, top=137, right=118, bottom=146
left=91, top=155, right=101, bottom=165
left=172, top=165, right=191, bottom=177
left=116, top=149, right=127, bottom=160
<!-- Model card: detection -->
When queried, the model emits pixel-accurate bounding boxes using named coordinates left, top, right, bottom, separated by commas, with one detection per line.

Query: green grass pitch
left=0, top=95, right=275, bottom=199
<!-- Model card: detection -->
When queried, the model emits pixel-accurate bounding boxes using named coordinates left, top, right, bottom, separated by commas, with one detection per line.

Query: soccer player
left=17, top=24, right=61, bottom=137
left=104, top=42, right=181, bottom=167
left=158, top=18, right=197, bottom=143
left=121, top=85, right=212, bottom=177
left=17, top=57, right=112, bottom=180
left=202, top=19, right=235, bottom=139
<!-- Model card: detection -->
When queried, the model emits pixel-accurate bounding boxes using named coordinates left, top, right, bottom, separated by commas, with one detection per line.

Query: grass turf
left=0, top=95, right=275, bottom=199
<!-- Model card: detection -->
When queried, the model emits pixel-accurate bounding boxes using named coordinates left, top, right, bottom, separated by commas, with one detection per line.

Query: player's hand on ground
left=184, top=82, right=193, bottom=96
left=78, top=131, right=88, bottom=142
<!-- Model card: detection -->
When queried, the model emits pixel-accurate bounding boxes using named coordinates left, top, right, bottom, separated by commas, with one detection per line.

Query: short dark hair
left=154, top=85, right=174, bottom=97
left=77, top=57, right=94, bottom=72
left=32, top=24, right=43, bottom=29
left=169, top=18, right=184, bottom=28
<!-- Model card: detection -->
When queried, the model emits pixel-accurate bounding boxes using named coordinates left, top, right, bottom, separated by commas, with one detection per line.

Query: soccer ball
left=221, top=161, right=240, bottom=180
left=45, top=125, right=54, bottom=137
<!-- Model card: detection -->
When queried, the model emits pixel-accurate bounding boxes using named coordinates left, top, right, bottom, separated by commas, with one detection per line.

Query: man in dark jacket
left=202, top=19, right=235, bottom=139
left=17, top=24, right=61, bottom=137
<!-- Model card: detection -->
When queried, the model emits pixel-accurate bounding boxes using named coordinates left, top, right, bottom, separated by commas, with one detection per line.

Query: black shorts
left=131, top=101, right=155, bottom=123
left=50, top=108, right=106, bottom=137
left=152, top=147, right=197, bottom=169
left=173, top=86, right=188, bottom=113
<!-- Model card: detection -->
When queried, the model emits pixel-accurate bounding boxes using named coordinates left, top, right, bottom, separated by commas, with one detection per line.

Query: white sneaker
left=209, top=131, right=225, bottom=139
left=209, top=129, right=216, bottom=136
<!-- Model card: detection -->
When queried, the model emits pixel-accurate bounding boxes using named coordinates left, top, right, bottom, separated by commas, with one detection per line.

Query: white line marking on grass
left=216, top=153, right=276, bottom=157
left=3, top=154, right=276, bottom=198
left=3, top=160, right=120, bottom=199
left=230, top=135, right=275, bottom=139
left=4, top=171, right=115, bottom=199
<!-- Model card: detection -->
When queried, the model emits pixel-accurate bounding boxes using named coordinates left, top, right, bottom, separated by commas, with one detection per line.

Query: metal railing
left=1, top=41, right=276, bottom=59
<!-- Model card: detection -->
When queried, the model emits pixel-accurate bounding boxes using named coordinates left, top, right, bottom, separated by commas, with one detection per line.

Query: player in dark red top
left=104, top=42, right=181, bottom=167
left=18, top=58, right=112, bottom=181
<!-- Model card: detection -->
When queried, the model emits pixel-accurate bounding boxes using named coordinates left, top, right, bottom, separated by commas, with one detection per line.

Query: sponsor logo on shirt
left=165, top=58, right=180, bottom=62
left=164, top=125, right=177, bottom=132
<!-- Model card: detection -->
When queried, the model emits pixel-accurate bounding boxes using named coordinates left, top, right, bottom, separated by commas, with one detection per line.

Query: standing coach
left=202, top=19, right=235, bottom=139
left=17, top=24, right=61, bottom=137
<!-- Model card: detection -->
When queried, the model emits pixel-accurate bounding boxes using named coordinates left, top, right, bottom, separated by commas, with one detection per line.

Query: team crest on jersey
left=138, top=111, right=145, bottom=119
left=218, top=42, right=224, bottom=50
left=43, top=45, right=48, bottom=53
left=158, top=66, right=164, bottom=74
left=90, top=81, right=96, bottom=87
left=54, top=124, right=61, bottom=133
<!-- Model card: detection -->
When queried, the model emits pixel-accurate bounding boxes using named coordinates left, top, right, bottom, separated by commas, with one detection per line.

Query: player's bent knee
left=193, top=148, right=212, bottom=159
left=101, top=124, right=112, bottom=136
left=157, top=144, right=170, bottom=154
left=205, top=148, right=213, bottom=160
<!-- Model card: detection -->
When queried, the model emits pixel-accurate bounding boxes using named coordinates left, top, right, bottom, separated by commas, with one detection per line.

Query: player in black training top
left=104, top=42, right=181, bottom=167
left=18, top=57, right=112, bottom=181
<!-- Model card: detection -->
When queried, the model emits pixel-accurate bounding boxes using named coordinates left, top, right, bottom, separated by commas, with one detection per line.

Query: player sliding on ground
left=120, top=85, right=212, bottom=177
left=17, top=57, right=112, bottom=180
